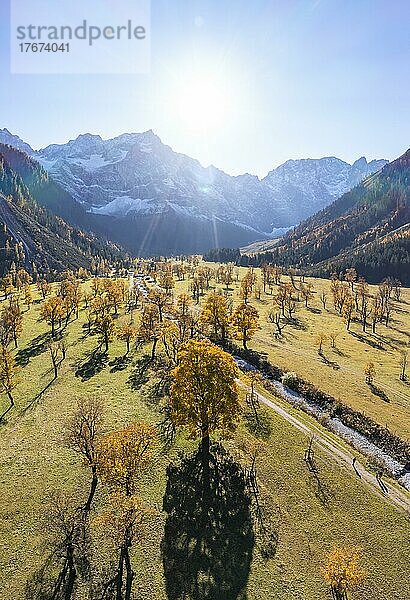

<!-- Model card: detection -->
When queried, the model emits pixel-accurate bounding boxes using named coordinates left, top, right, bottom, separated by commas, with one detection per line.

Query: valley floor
left=0, top=273, right=409, bottom=599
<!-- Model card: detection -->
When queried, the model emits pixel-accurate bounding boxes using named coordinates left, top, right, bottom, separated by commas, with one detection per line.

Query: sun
left=174, top=76, right=230, bottom=132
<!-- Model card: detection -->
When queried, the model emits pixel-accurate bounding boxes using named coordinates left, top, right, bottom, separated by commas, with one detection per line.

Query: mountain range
left=0, top=127, right=387, bottom=255
left=240, top=149, right=410, bottom=283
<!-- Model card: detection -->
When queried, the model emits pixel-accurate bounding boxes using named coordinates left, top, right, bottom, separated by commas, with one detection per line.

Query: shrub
left=281, top=372, right=300, bottom=390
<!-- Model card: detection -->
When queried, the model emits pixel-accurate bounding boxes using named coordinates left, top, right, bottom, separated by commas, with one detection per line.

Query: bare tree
left=319, top=291, right=328, bottom=309
left=399, top=350, right=408, bottom=382
left=66, top=398, right=104, bottom=513
left=268, top=310, right=287, bottom=338
left=49, top=341, right=66, bottom=380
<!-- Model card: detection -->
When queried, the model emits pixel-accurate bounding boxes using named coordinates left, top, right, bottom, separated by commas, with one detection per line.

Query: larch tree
left=0, top=274, right=14, bottom=299
left=240, top=271, right=256, bottom=304
left=300, top=282, right=314, bottom=307
left=37, top=278, right=51, bottom=299
left=342, top=296, right=355, bottom=330
left=329, top=332, right=338, bottom=349
left=0, top=316, right=13, bottom=350
left=371, top=296, right=383, bottom=334
left=364, top=362, right=375, bottom=385
left=345, top=268, right=358, bottom=291
left=169, top=339, right=240, bottom=505
left=320, top=291, right=328, bottom=309
left=230, top=303, right=259, bottom=349
left=24, top=285, right=33, bottom=310
left=315, top=333, right=327, bottom=354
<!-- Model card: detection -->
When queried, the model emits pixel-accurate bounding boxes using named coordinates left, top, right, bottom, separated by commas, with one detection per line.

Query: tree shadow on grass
left=24, top=494, right=90, bottom=600
left=369, top=383, right=390, bottom=403
left=15, top=331, right=54, bottom=367
left=243, top=408, right=273, bottom=440
left=307, top=467, right=334, bottom=507
left=75, top=349, right=108, bottom=381
left=349, top=331, right=385, bottom=351
left=304, top=453, right=334, bottom=508
left=287, top=317, right=308, bottom=331
left=306, top=306, right=321, bottom=314
left=162, top=443, right=254, bottom=600
left=331, top=346, right=349, bottom=358
left=109, top=354, right=132, bottom=373
left=127, top=355, right=152, bottom=390
left=319, top=352, right=340, bottom=370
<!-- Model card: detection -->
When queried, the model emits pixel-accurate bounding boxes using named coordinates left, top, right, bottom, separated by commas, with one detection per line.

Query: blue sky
left=1, top=0, right=409, bottom=177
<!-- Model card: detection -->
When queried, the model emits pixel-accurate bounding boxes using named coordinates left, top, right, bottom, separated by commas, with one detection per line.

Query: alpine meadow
left=0, top=1, right=409, bottom=600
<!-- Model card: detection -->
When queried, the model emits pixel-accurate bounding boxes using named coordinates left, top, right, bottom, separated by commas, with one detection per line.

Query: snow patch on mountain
left=90, top=196, right=156, bottom=216
left=0, top=127, right=389, bottom=235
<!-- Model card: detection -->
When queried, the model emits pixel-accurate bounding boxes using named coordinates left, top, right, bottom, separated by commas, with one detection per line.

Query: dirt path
left=241, top=381, right=410, bottom=514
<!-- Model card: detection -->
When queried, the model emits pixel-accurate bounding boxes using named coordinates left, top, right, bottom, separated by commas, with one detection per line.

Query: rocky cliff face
left=0, top=128, right=388, bottom=254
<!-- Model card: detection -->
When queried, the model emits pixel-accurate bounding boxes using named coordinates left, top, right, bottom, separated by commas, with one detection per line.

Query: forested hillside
left=240, top=149, right=409, bottom=282
left=0, top=147, right=124, bottom=277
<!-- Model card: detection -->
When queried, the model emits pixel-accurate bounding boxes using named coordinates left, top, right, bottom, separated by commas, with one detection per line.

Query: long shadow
left=162, top=443, right=254, bottom=600
left=369, top=383, right=390, bottom=403
left=306, top=306, right=321, bottom=314
left=349, top=331, right=385, bottom=350
left=74, top=349, right=108, bottom=381
left=25, top=497, right=90, bottom=600
left=243, top=408, right=273, bottom=440
left=308, top=468, right=334, bottom=507
left=304, top=455, right=334, bottom=508
left=287, top=317, right=307, bottom=331
left=331, top=346, right=349, bottom=358
left=109, top=354, right=132, bottom=373
left=319, top=353, right=340, bottom=370
left=15, top=332, right=54, bottom=367
left=127, top=355, right=152, bottom=390
left=19, top=377, right=56, bottom=416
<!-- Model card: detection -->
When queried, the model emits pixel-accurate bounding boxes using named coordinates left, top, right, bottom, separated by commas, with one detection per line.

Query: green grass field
left=0, top=274, right=409, bottom=600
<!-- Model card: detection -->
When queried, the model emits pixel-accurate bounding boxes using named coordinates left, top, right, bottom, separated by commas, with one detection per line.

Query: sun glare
left=174, top=76, right=230, bottom=132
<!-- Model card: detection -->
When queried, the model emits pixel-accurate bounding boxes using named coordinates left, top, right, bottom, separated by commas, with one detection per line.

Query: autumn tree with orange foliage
left=322, top=547, right=365, bottom=600
left=169, top=340, right=240, bottom=506
left=0, top=347, right=18, bottom=421
left=98, top=421, right=157, bottom=496
left=230, top=303, right=259, bottom=349
left=139, top=302, right=161, bottom=360
left=2, top=299, right=23, bottom=348
left=95, top=313, right=115, bottom=352
left=41, top=296, right=64, bottom=337
left=200, top=291, right=231, bottom=342
left=117, top=324, right=137, bottom=354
